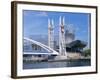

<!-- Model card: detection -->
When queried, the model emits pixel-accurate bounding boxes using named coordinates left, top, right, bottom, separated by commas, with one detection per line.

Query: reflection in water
left=23, top=59, right=91, bottom=69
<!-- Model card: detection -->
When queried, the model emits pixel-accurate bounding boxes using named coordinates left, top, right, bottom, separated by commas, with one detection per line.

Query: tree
left=83, top=49, right=91, bottom=57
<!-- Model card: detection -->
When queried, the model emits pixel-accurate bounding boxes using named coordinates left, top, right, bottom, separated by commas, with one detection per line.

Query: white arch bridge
left=24, top=37, right=59, bottom=55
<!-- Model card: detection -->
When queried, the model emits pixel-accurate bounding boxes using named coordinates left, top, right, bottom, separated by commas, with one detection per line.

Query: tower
left=65, top=24, right=75, bottom=44
left=48, top=19, right=54, bottom=49
left=59, top=16, right=66, bottom=56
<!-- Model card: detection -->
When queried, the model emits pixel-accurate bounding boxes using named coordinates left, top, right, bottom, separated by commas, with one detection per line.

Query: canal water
left=23, top=59, right=91, bottom=69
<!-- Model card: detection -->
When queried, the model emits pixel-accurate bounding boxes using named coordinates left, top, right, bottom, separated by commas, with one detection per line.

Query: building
left=65, top=26, right=75, bottom=44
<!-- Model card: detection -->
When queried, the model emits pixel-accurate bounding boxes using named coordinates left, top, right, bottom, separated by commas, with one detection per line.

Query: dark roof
left=66, top=40, right=87, bottom=49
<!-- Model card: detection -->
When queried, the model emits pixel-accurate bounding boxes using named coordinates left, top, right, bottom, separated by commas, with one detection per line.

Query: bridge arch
left=24, top=37, right=59, bottom=55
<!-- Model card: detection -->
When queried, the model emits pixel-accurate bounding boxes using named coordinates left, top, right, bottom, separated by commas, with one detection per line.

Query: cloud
left=75, top=27, right=80, bottom=32
left=23, top=11, right=48, bottom=17
left=65, top=24, right=75, bottom=32
left=34, top=12, right=48, bottom=17
left=82, top=30, right=87, bottom=33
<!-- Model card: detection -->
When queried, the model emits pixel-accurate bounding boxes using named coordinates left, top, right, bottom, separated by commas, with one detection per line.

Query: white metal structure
left=59, top=16, right=67, bottom=56
left=48, top=19, right=54, bottom=49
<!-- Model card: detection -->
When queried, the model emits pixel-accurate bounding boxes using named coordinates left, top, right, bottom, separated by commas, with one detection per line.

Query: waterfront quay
left=23, top=52, right=90, bottom=62
left=23, top=55, right=91, bottom=69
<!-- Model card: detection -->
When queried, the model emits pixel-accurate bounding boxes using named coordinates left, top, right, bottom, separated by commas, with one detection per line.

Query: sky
left=23, top=10, right=90, bottom=43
